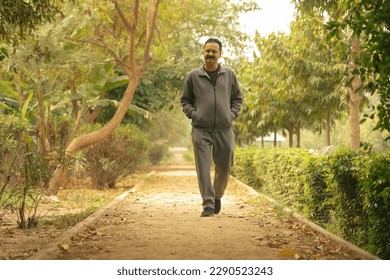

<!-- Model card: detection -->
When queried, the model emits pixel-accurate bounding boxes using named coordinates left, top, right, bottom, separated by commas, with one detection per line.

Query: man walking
left=181, top=37, right=242, bottom=217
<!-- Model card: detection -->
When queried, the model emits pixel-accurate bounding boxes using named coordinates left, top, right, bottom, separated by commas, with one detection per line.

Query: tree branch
left=142, top=0, right=161, bottom=70
left=129, top=0, right=140, bottom=75
left=111, top=0, right=132, bottom=32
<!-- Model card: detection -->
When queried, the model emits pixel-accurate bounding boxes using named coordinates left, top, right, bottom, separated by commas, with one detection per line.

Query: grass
left=40, top=207, right=97, bottom=228
left=36, top=175, right=143, bottom=229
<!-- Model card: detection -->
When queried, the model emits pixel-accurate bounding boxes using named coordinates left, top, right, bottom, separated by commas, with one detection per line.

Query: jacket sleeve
left=181, top=74, right=196, bottom=119
left=230, top=72, right=243, bottom=119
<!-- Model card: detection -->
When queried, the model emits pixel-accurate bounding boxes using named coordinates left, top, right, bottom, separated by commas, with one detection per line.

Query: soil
left=0, top=149, right=378, bottom=260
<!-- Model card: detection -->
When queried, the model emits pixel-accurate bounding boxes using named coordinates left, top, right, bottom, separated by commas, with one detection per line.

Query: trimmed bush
left=352, top=152, right=390, bottom=258
left=234, top=146, right=390, bottom=259
left=302, top=155, right=332, bottom=226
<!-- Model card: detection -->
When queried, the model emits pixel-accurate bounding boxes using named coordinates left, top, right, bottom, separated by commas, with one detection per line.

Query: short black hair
left=204, top=37, right=222, bottom=51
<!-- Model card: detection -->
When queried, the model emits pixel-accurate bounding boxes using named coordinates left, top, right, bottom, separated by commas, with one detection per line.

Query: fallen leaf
left=278, top=249, right=297, bottom=257
left=58, top=243, right=69, bottom=251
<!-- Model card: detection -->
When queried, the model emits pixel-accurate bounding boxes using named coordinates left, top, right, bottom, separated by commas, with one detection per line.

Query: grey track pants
left=191, top=127, right=235, bottom=209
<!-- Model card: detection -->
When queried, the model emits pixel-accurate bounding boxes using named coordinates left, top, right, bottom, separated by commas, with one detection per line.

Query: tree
left=237, top=23, right=346, bottom=148
left=48, top=0, right=161, bottom=195
left=1, top=6, right=126, bottom=155
left=48, top=0, right=257, bottom=194
left=0, top=0, right=62, bottom=44
left=288, top=14, right=347, bottom=146
left=0, top=0, right=258, bottom=195
left=292, top=0, right=390, bottom=147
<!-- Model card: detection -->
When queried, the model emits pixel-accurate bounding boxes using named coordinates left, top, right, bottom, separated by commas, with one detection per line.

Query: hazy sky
left=237, top=0, right=296, bottom=59
left=239, top=0, right=295, bottom=37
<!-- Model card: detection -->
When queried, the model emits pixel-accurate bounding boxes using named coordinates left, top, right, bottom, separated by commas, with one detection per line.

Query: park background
left=0, top=0, right=389, bottom=260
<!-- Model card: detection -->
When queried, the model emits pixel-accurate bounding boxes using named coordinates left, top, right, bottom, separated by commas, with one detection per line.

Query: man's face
left=203, top=42, right=221, bottom=64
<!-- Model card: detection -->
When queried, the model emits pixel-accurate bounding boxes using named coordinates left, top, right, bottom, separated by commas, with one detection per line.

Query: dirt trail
left=29, top=149, right=377, bottom=260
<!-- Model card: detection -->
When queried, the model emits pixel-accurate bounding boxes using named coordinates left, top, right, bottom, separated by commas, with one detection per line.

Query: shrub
left=234, top=147, right=262, bottom=187
left=148, top=143, right=170, bottom=165
left=1, top=114, right=52, bottom=228
left=16, top=151, right=51, bottom=229
left=83, top=124, right=150, bottom=189
left=353, top=152, right=390, bottom=258
left=234, top=145, right=390, bottom=259
left=235, top=148, right=312, bottom=211
left=302, top=155, right=332, bottom=226
left=0, top=115, right=24, bottom=223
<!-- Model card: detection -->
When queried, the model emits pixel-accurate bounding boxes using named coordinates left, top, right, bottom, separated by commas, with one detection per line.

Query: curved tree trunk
left=48, top=79, right=140, bottom=195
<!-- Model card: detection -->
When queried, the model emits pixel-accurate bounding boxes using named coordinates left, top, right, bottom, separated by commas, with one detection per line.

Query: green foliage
left=350, top=151, right=390, bottom=257
left=234, top=146, right=390, bottom=259
left=0, top=115, right=24, bottom=223
left=236, top=12, right=348, bottom=146
left=0, top=0, right=59, bottom=44
left=233, top=146, right=261, bottom=187
left=302, top=155, right=332, bottom=226
left=235, top=148, right=314, bottom=211
left=0, top=114, right=25, bottom=156
left=16, top=151, right=52, bottom=229
left=325, top=147, right=367, bottom=242
left=0, top=114, right=53, bottom=228
left=82, top=124, right=150, bottom=189
left=293, top=0, right=390, bottom=137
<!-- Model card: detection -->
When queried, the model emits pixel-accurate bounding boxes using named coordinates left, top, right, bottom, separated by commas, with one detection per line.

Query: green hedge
left=233, top=146, right=390, bottom=259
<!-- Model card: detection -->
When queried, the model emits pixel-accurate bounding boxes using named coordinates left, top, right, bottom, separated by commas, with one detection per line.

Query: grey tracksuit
left=181, top=64, right=242, bottom=209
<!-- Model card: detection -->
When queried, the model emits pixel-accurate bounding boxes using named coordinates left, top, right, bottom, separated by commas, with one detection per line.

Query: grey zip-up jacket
left=181, top=64, right=242, bottom=132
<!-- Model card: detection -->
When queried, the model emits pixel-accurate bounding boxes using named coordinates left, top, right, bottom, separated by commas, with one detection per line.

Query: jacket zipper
left=204, top=71, right=219, bottom=132
left=212, top=86, right=216, bottom=131
left=212, top=73, right=222, bottom=132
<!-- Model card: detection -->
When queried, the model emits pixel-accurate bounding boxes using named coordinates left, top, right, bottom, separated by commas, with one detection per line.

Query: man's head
left=203, top=37, right=222, bottom=70
left=204, top=37, right=222, bottom=51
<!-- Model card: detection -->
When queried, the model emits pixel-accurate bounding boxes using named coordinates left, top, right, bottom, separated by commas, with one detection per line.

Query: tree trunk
left=87, top=94, right=105, bottom=123
left=48, top=78, right=140, bottom=195
left=349, top=36, right=363, bottom=149
left=36, top=81, right=49, bottom=156
left=288, top=120, right=294, bottom=147
left=326, top=110, right=331, bottom=146
left=273, top=129, right=277, bottom=147
left=296, top=121, right=301, bottom=148
left=87, top=105, right=102, bottom=123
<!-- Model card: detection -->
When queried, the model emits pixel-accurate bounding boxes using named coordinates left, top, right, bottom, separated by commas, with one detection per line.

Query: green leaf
left=127, top=104, right=152, bottom=120
left=0, top=47, right=9, bottom=60
left=102, top=76, right=129, bottom=92
left=22, top=91, right=33, bottom=120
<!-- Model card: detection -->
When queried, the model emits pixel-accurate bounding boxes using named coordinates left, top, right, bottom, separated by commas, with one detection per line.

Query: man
left=181, top=37, right=242, bottom=217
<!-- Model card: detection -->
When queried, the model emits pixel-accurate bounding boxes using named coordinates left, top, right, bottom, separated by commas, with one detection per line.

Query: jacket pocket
left=192, top=110, right=212, bottom=128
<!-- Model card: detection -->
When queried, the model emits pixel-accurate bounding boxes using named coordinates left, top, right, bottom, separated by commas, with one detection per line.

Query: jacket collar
left=198, top=64, right=226, bottom=76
